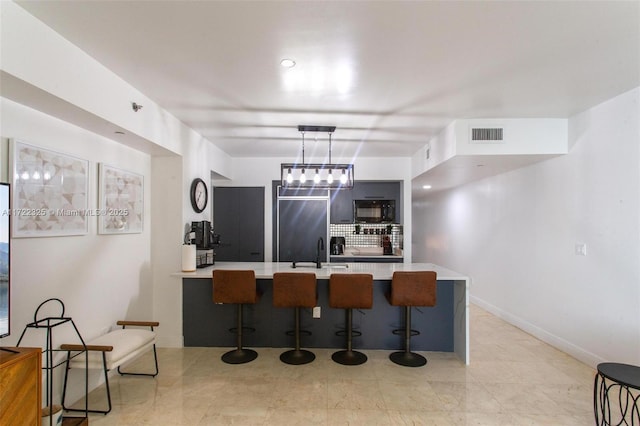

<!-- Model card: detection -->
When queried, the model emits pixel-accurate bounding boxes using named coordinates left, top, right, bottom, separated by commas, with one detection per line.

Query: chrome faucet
left=315, top=237, right=325, bottom=269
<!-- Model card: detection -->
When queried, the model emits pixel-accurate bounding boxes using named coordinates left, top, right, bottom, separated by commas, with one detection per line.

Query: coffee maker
left=191, top=221, right=214, bottom=249
left=330, top=236, right=345, bottom=255
left=191, top=221, right=220, bottom=267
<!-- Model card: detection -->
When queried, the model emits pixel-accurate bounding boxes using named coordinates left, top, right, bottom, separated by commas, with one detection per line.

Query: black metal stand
left=332, top=308, right=367, bottom=366
left=221, top=304, right=257, bottom=364
left=594, top=362, right=640, bottom=425
left=280, top=307, right=315, bottom=365
left=390, top=306, right=427, bottom=367
left=16, top=298, right=88, bottom=426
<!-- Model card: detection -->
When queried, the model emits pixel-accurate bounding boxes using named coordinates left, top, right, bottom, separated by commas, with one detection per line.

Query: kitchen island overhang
left=174, top=262, right=470, bottom=364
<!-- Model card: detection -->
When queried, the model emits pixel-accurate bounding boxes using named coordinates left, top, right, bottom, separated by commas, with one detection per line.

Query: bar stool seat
left=273, top=272, right=317, bottom=365
left=212, top=270, right=260, bottom=364
left=387, top=271, right=437, bottom=367
left=329, top=273, right=373, bottom=366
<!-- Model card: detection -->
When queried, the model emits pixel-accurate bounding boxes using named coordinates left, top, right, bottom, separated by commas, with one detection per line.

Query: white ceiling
left=13, top=1, right=640, bottom=161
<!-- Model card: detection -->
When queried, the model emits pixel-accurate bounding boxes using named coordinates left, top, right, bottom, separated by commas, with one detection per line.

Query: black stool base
left=221, top=348, right=258, bottom=364
left=280, top=349, right=315, bottom=365
left=389, top=351, right=427, bottom=367
left=332, top=350, right=367, bottom=366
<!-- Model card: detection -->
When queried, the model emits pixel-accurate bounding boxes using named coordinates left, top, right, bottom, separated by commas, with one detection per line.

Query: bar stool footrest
left=285, top=329, right=312, bottom=337
left=336, top=329, right=362, bottom=338
left=392, top=328, right=420, bottom=337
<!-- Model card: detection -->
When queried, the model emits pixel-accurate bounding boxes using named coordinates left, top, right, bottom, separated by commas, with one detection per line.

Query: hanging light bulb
left=327, top=169, right=334, bottom=184
left=299, top=168, right=306, bottom=183
left=340, top=169, right=348, bottom=184
left=314, top=169, right=320, bottom=184
left=286, top=168, right=293, bottom=184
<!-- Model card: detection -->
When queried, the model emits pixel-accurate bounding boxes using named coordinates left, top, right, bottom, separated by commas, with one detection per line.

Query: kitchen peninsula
left=175, top=262, right=470, bottom=364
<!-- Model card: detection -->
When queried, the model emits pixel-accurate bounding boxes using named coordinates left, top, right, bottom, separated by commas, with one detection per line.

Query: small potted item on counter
left=355, top=224, right=361, bottom=234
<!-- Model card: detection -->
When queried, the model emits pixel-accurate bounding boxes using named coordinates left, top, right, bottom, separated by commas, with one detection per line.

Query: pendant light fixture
left=280, top=125, right=354, bottom=189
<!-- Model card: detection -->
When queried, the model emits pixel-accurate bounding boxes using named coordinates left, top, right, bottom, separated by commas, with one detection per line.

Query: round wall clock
left=190, top=178, right=208, bottom=213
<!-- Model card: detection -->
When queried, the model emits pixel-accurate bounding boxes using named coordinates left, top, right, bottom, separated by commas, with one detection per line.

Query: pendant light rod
left=302, top=132, right=305, bottom=164
left=329, top=132, right=332, bottom=164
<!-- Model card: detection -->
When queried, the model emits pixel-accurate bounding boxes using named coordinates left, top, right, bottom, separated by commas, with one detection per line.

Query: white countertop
left=175, top=261, right=468, bottom=281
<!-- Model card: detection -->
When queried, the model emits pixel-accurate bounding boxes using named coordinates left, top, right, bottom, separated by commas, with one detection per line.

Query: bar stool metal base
left=221, top=348, right=258, bottom=364
left=332, top=349, right=368, bottom=366
left=389, top=351, right=427, bottom=367
left=280, top=349, right=315, bottom=365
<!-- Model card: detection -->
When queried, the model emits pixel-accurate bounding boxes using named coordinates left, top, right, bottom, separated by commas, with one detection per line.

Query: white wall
left=1, top=98, right=152, bottom=344
left=412, top=87, right=640, bottom=366
left=0, top=97, right=153, bottom=402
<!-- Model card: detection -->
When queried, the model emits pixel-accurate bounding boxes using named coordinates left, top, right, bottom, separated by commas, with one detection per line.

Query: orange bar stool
left=387, top=271, right=437, bottom=367
left=329, top=273, right=373, bottom=366
left=212, top=269, right=261, bottom=364
left=272, top=272, right=318, bottom=365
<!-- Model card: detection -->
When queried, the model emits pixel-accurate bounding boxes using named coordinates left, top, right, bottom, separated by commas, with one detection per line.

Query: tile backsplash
left=330, top=223, right=403, bottom=249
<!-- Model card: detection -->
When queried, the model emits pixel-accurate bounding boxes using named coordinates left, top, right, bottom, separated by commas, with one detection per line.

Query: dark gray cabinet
left=330, top=181, right=401, bottom=223
left=277, top=198, right=328, bottom=263
left=213, top=186, right=264, bottom=261
left=329, top=189, right=353, bottom=223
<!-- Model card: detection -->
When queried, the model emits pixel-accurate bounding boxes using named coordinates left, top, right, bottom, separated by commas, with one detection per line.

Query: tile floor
left=75, top=305, right=596, bottom=425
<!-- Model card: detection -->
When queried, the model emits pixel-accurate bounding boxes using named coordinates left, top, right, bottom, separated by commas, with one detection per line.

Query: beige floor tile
left=78, top=303, right=596, bottom=425
left=429, top=381, right=503, bottom=413
left=483, top=383, right=563, bottom=415
left=270, top=378, right=328, bottom=409
left=387, top=409, right=453, bottom=425
left=264, top=407, right=328, bottom=425
left=328, top=379, right=387, bottom=410
left=448, top=412, right=521, bottom=425
left=377, top=380, right=443, bottom=412
left=327, top=408, right=393, bottom=425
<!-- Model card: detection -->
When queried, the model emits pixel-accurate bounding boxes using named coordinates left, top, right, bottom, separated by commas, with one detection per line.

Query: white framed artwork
left=98, top=163, right=143, bottom=234
left=11, top=140, right=89, bottom=237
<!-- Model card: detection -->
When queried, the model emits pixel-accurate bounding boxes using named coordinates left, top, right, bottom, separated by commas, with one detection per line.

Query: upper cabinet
left=330, top=181, right=401, bottom=224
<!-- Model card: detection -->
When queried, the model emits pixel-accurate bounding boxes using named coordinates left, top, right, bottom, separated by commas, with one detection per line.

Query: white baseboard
left=470, top=295, right=604, bottom=368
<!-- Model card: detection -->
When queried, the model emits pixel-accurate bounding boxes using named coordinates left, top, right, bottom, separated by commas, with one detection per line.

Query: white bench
left=61, top=320, right=159, bottom=415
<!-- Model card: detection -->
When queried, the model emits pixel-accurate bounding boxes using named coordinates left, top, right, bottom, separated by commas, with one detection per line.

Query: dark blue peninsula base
left=177, top=262, right=470, bottom=363
left=182, top=277, right=454, bottom=351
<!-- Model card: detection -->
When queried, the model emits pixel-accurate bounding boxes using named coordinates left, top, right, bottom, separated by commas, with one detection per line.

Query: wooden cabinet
left=0, top=347, right=42, bottom=426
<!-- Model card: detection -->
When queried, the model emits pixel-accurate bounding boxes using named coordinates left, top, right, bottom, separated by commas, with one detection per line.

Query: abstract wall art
left=98, top=163, right=144, bottom=234
left=11, top=140, right=89, bottom=237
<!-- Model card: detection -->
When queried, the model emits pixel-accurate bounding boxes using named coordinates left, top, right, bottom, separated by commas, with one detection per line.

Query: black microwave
left=353, top=200, right=395, bottom=223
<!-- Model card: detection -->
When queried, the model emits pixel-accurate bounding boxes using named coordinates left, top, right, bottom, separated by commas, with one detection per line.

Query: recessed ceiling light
left=422, top=185, right=432, bottom=190
left=280, top=58, right=296, bottom=68
left=114, top=131, right=125, bottom=135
